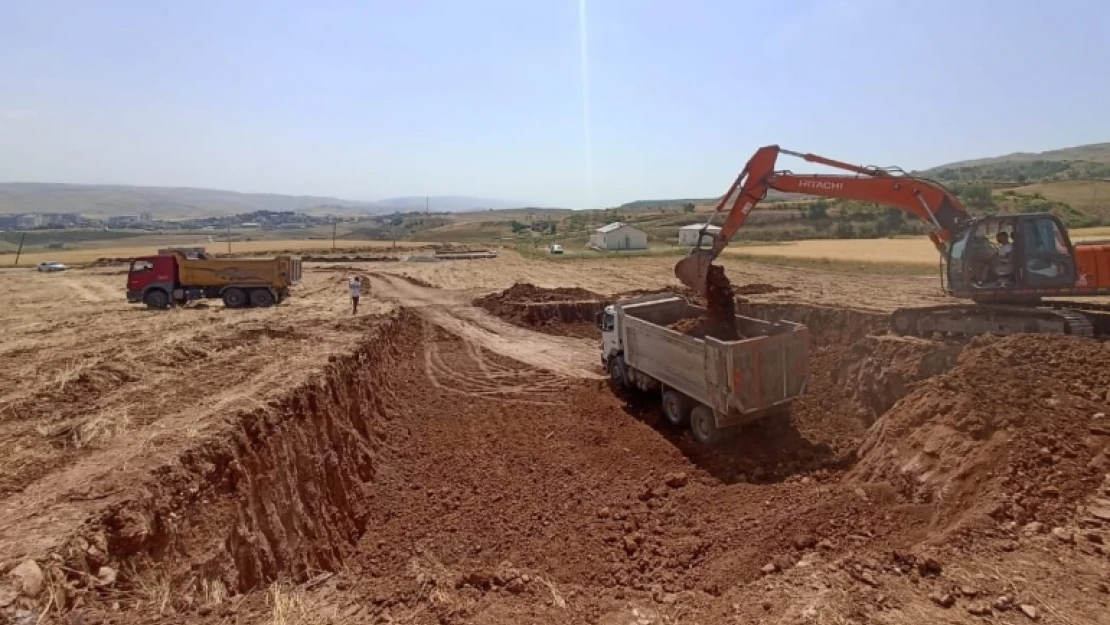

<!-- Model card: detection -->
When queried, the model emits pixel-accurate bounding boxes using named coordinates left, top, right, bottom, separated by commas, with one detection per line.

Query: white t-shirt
left=999, top=243, right=1013, bottom=256
left=348, top=278, right=362, bottom=297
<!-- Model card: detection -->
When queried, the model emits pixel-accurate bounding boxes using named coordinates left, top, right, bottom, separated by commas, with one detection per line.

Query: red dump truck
left=126, top=247, right=302, bottom=309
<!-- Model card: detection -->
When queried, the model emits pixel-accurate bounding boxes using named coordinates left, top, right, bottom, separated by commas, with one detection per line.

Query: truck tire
left=690, top=404, right=725, bottom=446
left=249, top=289, right=275, bottom=308
left=222, top=288, right=247, bottom=309
left=143, top=289, right=169, bottom=310
left=662, top=390, right=692, bottom=427
left=608, top=355, right=627, bottom=389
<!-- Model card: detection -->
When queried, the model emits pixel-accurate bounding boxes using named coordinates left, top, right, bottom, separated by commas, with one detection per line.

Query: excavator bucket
left=674, top=249, right=715, bottom=296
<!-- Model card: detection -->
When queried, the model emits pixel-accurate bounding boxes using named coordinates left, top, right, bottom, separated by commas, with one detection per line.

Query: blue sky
left=1, top=0, right=1107, bottom=208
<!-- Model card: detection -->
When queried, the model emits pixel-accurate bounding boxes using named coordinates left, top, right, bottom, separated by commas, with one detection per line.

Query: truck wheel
left=143, top=289, right=169, bottom=309
left=690, top=405, right=725, bottom=446
left=222, top=288, right=247, bottom=309
left=662, top=390, right=692, bottom=427
left=608, top=356, right=627, bottom=389
left=249, top=289, right=275, bottom=308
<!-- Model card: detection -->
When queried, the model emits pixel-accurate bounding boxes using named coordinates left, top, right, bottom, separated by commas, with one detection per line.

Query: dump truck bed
left=176, top=255, right=302, bottom=289
left=618, top=295, right=808, bottom=425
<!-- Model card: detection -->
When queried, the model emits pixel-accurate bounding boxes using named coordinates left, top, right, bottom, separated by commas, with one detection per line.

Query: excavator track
left=890, top=304, right=1105, bottom=339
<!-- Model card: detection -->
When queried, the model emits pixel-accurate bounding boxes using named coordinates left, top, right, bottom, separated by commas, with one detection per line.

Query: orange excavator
left=674, top=145, right=1110, bottom=337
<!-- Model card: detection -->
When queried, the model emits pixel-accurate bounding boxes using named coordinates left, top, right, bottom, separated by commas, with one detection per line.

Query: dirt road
left=370, top=272, right=603, bottom=379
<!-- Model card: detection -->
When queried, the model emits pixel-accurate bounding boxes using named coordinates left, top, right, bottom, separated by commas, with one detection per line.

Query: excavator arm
left=675, top=145, right=971, bottom=293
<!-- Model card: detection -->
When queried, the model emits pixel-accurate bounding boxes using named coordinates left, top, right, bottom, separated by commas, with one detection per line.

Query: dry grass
left=269, top=582, right=334, bottom=625
left=128, top=564, right=173, bottom=615
left=1001, top=180, right=1110, bottom=213
left=720, top=238, right=942, bottom=266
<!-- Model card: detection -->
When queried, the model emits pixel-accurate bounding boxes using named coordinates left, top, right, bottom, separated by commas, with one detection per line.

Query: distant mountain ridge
left=0, top=182, right=530, bottom=218
left=920, top=142, right=1110, bottom=183
left=928, top=142, right=1110, bottom=170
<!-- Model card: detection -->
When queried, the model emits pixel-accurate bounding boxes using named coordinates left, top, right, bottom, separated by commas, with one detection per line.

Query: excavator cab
left=945, top=213, right=1078, bottom=298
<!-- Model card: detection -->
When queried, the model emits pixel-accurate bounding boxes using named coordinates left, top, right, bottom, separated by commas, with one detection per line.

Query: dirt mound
left=484, top=282, right=604, bottom=303
left=848, top=333, right=1110, bottom=541
left=473, top=283, right=606, bottom=338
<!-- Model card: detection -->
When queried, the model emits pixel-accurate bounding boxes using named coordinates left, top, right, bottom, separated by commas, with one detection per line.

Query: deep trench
left=61, top=301, right=968, bottom=614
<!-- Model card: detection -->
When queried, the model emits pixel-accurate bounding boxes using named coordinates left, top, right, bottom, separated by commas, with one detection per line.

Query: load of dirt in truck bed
left=473, top=282, right=606, bottom=338
left=668, top=264, right=741, bottom=340
left=848, top=333, right=1110, bottom=542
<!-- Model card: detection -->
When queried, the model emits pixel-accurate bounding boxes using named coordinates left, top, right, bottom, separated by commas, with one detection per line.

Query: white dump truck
left=597, top=294, right=809, bottom=444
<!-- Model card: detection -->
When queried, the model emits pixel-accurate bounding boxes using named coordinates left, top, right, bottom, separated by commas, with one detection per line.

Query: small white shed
left=678, top=224, right=721, bottom=247
left=588, top=222, right=648, bottom=250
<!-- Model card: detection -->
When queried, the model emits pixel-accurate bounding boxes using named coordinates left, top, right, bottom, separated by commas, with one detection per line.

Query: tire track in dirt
left=421, top=321, right=568, bottom=406
left=369, top=273, right=603, bottom=380
left=59, top=275, right=109, bottom=303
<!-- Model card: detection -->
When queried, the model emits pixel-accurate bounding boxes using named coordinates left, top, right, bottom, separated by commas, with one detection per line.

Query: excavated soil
left=9, top=297, right=1110, bottom=624
left=848, top=333, right=1110, bottom=543
left=674, top=264, right=740, bottom=341
left=472, top=283, right=607, bottom=339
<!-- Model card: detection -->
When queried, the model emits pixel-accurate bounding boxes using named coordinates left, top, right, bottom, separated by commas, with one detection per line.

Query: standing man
left=348, top=275, right=363, bottom=314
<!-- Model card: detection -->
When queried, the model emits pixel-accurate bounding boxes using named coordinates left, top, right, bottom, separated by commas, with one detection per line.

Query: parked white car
left=549, top=244, right=564, bottom=255
left=36, top=261, right=67, bottom=272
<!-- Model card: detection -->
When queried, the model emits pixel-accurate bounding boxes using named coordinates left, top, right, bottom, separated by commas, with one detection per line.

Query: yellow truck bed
left=176, top=255, right=302, bottom=289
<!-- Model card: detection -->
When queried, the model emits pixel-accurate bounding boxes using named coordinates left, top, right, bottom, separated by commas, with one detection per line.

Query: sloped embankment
left=847, top=333, right=1110, bottom=541
left=6, top=311, right=413, bottom=615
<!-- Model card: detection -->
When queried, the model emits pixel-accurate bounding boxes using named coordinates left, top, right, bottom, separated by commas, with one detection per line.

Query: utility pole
left=13, top=232, right=26, bottom=267
left=425, top=196, right=429, bottom=215
left=332, top=220, right=338, bottom=250
left=226, top=224, right=231, bottom=255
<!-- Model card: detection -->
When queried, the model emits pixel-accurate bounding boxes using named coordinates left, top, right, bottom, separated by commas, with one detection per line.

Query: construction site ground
left=1, top=250, right=1109, bottom=625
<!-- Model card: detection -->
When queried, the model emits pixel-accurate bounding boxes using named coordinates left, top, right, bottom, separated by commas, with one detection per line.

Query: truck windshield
left=130, top=260, right=154, bottom=273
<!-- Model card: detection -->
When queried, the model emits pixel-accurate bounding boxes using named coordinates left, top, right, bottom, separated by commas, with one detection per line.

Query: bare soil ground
left=0, top=265, right=393, bottom=565
left=2, top=254, right=1109, bottom=625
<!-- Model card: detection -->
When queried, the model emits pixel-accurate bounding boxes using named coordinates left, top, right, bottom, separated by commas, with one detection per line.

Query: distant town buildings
left=0, top=209, right=365, bottom=232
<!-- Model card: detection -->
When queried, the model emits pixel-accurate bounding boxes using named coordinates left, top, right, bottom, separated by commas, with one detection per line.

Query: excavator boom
left=675, top=145, right=970, bottom=293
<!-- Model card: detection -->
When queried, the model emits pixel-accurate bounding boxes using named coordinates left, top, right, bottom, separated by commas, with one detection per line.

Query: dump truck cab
left=597, top=304, right=619, bottom=366
left=126, top=255, right=179, bottom=306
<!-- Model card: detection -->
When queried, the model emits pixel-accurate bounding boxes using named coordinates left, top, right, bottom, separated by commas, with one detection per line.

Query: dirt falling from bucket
left=669, top=265, right=740, bottom=340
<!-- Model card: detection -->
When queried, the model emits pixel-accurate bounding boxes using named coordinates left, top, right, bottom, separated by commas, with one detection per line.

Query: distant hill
left=372, top=196, right=536, bottom=213
left=921, top=142, right=1110, bottom=183
left=0, top=183, right=530, bottom=218
left=0, top=183, right=382, bottom=218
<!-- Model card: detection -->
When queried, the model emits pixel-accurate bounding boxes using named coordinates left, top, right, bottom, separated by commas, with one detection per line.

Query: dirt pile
left=473, top=282, right=606, bottom=339
left=482, top=282, right=603, bottom=303
left=848, top=333, right=1110, bottom=541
